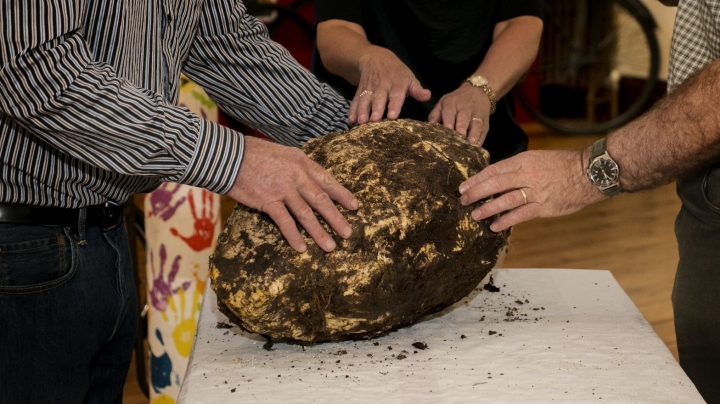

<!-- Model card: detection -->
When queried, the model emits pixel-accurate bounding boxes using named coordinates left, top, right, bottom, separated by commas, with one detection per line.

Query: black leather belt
left=0, top=203, right=125, bottom=230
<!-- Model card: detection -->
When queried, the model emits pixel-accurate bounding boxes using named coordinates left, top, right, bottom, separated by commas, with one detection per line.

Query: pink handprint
left=170, top=189, right=218, bottom=252
left=149, top=244, right=191, bottom=312
left=149, top=183, right=186, bottom=221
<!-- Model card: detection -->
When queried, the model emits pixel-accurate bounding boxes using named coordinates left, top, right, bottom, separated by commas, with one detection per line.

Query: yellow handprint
left=163, top=270, right=206, bottom=358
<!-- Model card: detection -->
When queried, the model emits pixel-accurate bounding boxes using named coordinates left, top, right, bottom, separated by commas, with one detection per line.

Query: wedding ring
left=359, top=90, right=374, bottom=98
left=519, top=189, right=528, bottom=205
left=471, top=118, right=483, bottom=124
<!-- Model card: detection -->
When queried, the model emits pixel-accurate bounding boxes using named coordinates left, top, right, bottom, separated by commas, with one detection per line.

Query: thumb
left=408, top=80, right=431, bottom=102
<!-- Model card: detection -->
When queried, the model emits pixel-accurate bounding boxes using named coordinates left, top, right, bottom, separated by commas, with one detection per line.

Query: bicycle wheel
left=515, top=0, right=660, bottom=134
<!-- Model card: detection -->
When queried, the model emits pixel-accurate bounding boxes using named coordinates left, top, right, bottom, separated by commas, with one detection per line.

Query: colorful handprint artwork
left=149, top=244, right=191, bottom=312
left=146, top=76, right=219, bottom=403
left=170, top=189, right=218, bottom=252
left=149, top=183, right=187, bottom=221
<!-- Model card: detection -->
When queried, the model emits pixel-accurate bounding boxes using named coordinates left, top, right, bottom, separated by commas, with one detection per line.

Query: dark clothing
left=0, top=224, right=137, bottom=403
left=674, top=166, right=720, bottom=404
left=312, top=0, right=542, bottom=162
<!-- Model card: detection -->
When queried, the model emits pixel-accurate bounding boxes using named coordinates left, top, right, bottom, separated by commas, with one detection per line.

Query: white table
left=178, top=269, right=704, bottom=403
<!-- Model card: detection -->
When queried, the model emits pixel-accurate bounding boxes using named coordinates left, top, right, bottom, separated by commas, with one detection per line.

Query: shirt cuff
left=177, top=120, right=245, bottom=195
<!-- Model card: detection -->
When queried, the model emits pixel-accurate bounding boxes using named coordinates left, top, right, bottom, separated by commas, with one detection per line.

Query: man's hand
left=350, top=48, right=431, bottom=124
left=227, top=137, right=359, bottom=253
left=458, top=149, right=606, bottom=231
left=428, top=83, right=491, bottom=145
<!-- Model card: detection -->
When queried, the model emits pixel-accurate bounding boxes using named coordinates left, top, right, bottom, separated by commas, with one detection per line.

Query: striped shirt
left=0, top=0, right=350, bottom=208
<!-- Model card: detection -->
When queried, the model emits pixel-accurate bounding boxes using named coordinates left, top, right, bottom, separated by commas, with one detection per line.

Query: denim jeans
left=0, top=223, right=137, bottom=403
left=674, top=165, right=720, bottom=404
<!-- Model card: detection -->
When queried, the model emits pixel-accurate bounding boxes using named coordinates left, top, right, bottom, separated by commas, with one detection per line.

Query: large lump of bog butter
left=210, top=119, right=508, bottom=343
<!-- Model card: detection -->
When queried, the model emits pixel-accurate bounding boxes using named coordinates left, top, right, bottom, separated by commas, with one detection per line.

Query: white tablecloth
left=178, top=269, right=704, bottom=403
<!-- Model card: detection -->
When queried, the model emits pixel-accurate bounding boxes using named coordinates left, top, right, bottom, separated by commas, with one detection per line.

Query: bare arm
left=609, top=59, right=720, bottom=191
left=473, top=16, right=544, bottom=99
left=457, top=57, right=720, bottom=231
left=429, top=16, right=543, bottom=145
left=316, top=20, right=373, bottom=86
left=316, top=19, right=431, bottom=124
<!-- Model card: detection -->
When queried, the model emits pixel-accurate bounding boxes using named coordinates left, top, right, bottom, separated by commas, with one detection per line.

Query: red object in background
left=272, top=0, right=315, bottom=68
left=514, top=57, right=540, bottom=124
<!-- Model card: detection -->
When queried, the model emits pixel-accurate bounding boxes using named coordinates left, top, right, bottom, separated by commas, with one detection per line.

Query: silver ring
left=359, top=90, right=374, bottom=98
left=471, top=117, right=483, bottom=124
left=519, top=189, right=528, bottom=205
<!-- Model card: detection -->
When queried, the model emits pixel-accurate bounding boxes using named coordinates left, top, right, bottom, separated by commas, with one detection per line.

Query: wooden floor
left=122, top=125, right=682, bottom=403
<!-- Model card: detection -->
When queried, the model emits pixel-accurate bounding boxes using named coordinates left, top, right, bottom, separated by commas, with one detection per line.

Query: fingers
left=387, top=91, right=406, bottom=120
left=408, top=80, right=431, bottom=102
left=470, top=188, right=529, bottom=221
left=459, top=157, right=520, bottom=195
left=455, top=110, right=471, bottom=137
left=307, top=162, right=359, bottom=211
left=428, top=103, right=441, bottom=123
left=441, top=104, right=458, bottom=131
left=460, top=171, right=522, bottom=207
left=284, top=193, right=339, bottom=253
left=468, top=118, right=485, bottom=145
left=348, top=95, right=360, bottom=124
left=467, top=188, right=537, bottom=232
left=297, top=182, right=352, bottom=239
left=370, top=91, right=389, bottom=122
left=489, top=203, right=538, bottom=232
left=354, top=90, right=375, bottom=124
left=284, top=169, right=356, bottom=253
left=263, top=200, right=308, bottom=253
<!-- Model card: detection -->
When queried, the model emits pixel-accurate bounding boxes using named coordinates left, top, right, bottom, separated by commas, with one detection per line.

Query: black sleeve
left=314, top=0, right=363, bottom=25
left=495, top=0, right=543, bottom=22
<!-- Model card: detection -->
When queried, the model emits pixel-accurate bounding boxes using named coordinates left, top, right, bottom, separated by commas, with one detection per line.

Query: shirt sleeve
left=314, top=0, right=364, bottom=25
left=182, top=0, right=350, bottom=148
left=495, top=0, right=543, bottom=22
left=0, top=0, right=243, bottom=195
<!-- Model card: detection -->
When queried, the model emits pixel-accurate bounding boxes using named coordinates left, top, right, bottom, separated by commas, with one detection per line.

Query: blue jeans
left=0, top=223, right=137, bottom=403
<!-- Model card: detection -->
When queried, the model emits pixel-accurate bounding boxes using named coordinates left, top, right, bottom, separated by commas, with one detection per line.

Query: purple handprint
left=149, top=183, right=187, bottom=221
left=149, top=244, right=191, bottom=312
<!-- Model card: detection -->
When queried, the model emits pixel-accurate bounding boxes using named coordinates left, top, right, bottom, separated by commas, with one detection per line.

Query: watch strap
left=481, top=85, right=497, bottom=115
left=602, top=185, right=623, bottom=196
left=464, top=76, right=497, bottom=114
left=590, top=137, right=607, bottom=160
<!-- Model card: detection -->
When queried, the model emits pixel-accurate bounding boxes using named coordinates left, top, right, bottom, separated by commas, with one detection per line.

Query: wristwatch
left=587, top=138, right=624, bottom=196
left=464, top=75, right=497, bottom=114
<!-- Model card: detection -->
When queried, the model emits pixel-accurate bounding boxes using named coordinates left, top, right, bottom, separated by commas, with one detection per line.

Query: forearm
left=471, top=16, right=543, bottom=98
left=185, top=2, right=349, bottom=145
left=316, top=20, right=395, bottom=87
left=0, top=6, right=243, bottom=194
left=605, top=58, right=720, bottom=192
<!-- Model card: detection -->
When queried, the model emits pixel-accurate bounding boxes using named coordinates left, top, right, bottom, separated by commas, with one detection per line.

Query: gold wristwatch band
left=464, top=75, right=497, bottom=114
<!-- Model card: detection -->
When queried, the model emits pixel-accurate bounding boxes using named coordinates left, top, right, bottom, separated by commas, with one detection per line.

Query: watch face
left=589, top=158, right=619, bottom=187
left=469, top=76, right=488, bottom=87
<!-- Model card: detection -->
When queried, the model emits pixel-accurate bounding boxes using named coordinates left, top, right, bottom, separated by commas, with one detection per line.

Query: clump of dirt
left=412, top=342, right=428, bottom=350
left=483, top=276, right=501, bottom=293
left=211, top=120, right=509, bottom=343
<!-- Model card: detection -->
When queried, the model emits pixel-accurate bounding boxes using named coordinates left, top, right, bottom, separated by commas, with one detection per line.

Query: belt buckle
left=102, top=202, right=124, bottom=232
